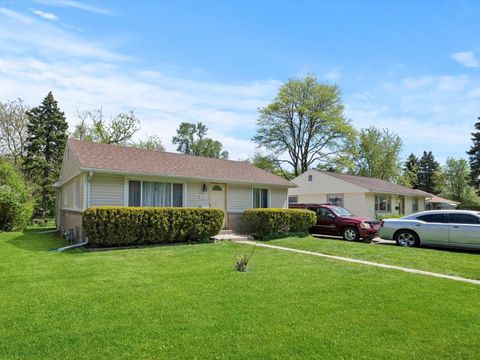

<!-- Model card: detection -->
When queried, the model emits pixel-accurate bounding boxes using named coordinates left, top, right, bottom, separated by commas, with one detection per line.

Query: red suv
left=290, top=203, right=381, bottom=241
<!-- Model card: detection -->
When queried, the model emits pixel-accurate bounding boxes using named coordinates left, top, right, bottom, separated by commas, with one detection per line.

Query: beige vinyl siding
left=296, top=194, right=327, bottom=204
left=289, top=170, right=367, bottom=196
left=59, top=145, right=81, bottom=185
left=343, top=193, right=365, bottom=216
left=60, top=173, right=84, bottom=210
left=78, top=174, right=84, bottom=209
left=90, top=175, right=124, bottom=206
left=185, top=182, right=209, bottom=208
left=227, top=185, right=252, bottom=212
left=270, top=188, right=288, bottom=208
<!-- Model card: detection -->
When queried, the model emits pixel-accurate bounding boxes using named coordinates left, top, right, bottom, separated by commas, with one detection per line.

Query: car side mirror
left=327, top=213, right=335, bottom=219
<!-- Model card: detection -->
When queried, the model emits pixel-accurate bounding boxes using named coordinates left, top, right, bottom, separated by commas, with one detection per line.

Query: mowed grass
left=270, top=235, right=480, bottom=280
left=1, top=230, right=479, bottom=359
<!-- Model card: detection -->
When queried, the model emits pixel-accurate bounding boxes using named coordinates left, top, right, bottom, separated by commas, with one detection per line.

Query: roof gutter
left=79, top=167, right=298, bottom=188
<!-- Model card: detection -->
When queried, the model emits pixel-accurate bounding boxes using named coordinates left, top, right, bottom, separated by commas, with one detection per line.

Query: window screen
left=253, top=188, right=268, bottom=208
left=328, top=194, right=343, bottom=207
left=172, top=183, right=183, bottom=207
left=128, top=181, right=141, bottom=206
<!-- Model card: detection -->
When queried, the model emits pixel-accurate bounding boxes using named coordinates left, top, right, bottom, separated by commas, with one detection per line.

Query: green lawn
left=1, top=230, right=479, bottom=359
left=269, top=235, right=480, bottom=280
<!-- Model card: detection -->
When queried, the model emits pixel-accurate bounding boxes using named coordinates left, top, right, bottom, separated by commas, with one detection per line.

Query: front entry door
left=209, top=184, right=226, bottom=228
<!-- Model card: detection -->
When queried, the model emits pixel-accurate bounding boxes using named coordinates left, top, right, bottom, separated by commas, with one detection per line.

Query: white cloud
left=451, top=51, right=479, bottom=68
left=32, top=9, right=58, bottom=21
left=34, top=0, right=113, bottom=16
left=324, top=69, right=342, bottom=81
left=0, top=7, right=33, bottom=23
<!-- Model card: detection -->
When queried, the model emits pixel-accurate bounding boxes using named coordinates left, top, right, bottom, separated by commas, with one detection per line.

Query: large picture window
left=253, top=188, right=268, bottom=208
left=412, top=198, right=419, bottom=212
left=375, top=195, right=391, bottom=212
left=128, top=180, right=183, bottom=207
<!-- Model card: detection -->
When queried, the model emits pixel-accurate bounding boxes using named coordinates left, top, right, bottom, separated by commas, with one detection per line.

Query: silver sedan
left=379, top=210, right=480, bottom=249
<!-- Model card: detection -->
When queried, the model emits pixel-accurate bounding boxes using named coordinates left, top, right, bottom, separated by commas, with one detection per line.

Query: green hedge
left=83, top=207, right=224, bottom=247
left=242, top=208, right=316, bottom=240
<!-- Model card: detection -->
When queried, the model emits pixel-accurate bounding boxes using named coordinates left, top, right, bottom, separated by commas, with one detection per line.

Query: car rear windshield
left=330, top=206, right=353, bottom=217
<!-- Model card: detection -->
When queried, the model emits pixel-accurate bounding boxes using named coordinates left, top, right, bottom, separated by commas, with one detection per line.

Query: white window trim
left=327, top=193, right=344, bottom=207
left=252, top=187, right=269, bottom=208
left=375, top=194, right=392, bottom=212
left=124, top=177, right=186, bottom=207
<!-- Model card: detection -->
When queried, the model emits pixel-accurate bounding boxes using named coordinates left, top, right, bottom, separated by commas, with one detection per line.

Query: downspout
left=49, top=238, right=89, bottom=252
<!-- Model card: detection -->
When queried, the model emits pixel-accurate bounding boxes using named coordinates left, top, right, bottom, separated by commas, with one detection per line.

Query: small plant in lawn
left=235, top=246, right=256, bottom=272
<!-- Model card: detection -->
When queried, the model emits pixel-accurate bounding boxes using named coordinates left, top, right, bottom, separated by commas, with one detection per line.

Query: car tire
left=342, top=227, right=359, bottom=241
left=394, top=230, right=419, bottom=247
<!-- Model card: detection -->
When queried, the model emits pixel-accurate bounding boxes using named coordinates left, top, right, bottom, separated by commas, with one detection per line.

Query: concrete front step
left=218, top=229, right=233, bottom=235
left=211, top=233, right=253, bottom=242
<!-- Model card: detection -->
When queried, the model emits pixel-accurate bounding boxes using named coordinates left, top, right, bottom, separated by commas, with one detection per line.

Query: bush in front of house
left=83, top=207, right=224, bottom=247
left=242, top=208, right=316, bottom=240
left=0, top=160, right=33, bottom=231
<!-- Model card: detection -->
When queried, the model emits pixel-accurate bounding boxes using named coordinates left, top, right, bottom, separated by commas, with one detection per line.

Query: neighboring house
left=426, top=195, right=460, bottom=210
left=288, top=170, right=428, bottom=219
left=55, top=139, right=295, bottom=239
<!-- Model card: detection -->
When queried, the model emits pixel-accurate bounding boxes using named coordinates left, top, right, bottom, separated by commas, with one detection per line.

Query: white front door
left=209, top=184, right=226, bottom=228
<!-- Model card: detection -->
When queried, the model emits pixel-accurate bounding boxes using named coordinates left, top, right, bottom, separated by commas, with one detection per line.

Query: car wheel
left=342, top=227, right=359, bottom=241
left=394, top=230, right=419, bottom=247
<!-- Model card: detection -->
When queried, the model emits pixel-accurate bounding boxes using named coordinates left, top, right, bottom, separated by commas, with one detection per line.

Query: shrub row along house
left=55, top=139, right=295, bottom=240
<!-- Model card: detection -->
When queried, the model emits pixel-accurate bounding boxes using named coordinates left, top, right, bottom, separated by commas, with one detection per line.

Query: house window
left=308, top=174, right=313, bottom=182
left=128, top=180, right=183, bottom=207
left=128, top=181, right=141, bottom=206
left=375, top=195, right=391, bottom=212
left=74, top=179, right=80, bottom=209
left=288, top=195, right=298, bottom=204
left=412, top=198, right=419, bottom=212
left=253, top=188, right=268, bottom=208
left=328, top=193, right=344, bottom=207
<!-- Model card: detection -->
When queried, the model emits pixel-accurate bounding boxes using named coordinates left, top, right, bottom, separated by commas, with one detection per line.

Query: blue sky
left=1, top=0, right=479, bottom=164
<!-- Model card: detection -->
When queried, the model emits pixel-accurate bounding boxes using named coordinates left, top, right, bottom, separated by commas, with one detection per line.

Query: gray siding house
left=56, top=139, right=295, bottom=239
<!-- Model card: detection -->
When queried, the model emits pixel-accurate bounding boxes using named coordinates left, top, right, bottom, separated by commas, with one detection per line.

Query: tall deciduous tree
left=347, top=126, right=403, bottom=181
left=0, top=99, right=29, bottom=166
left=23, top=92, right=68, bottom=216
left=443, top=158, right=470, bottom=202
left=250, top=151, right=289, bottom=178
left=417, top=151, right=441, bottom=194
left=252, top=75, right=354, bottom=177
left=172, top=122, right=229, bottom=159
left=467, top=118, right=480, bottom=194
left=131, top=135, right=165, bottom=151
left=72, top=108, right=140, bottom=145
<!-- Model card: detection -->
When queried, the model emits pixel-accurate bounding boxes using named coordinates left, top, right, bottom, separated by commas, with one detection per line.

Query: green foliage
left=252, top=74, right=354, bottom=177
left=242, top=208, right=316, bottom=240
left=249, top=151, right=291, bottom=179
left=0, top=98, right=29, bottom=167
left=417, top=151, right=441, bottom=194
left=83, top=207, right=224, bottom=247
left=172, top=122, right=229, bottom=159
left=443, top=158, right=470, bottom=202
left=131, top=135, right=165, bottom=151
left=72, top=108, right=140, bottom=145
left=0, top=160, right=33, bottom=230
left=400, top=153, right=420, bottom=188
left=23, top=92, right=68, bottom=216
left=340, top=126, right=403, bottom=181
left=376, top=214, right=404, bottom=220
left=467, top=117, right=480, bottom=194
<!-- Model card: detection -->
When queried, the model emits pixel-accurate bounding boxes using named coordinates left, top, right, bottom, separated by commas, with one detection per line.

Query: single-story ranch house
left=55, top=139, right=295, bottom=240
left=288, top=170, right=428, bottom=218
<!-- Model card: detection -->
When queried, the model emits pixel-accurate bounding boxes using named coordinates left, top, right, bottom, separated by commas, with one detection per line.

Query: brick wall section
left=59, top=209, right=83, bottom=241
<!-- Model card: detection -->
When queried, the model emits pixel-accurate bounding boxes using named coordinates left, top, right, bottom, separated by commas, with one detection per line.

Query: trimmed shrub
left=242, top=208, right=316, bottom=240
left=0, top=160, right=33, bottom=231
left=83, top=207, right=224, bottom=247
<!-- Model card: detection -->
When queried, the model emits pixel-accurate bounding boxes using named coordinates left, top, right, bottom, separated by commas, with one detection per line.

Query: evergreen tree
left=23, top=92, right=68, bottom=216
left=467, top=118, right=480, bottom=194
left=401, top=153, right=420, bottom=188
left=417, top=151, right=440, bottom=194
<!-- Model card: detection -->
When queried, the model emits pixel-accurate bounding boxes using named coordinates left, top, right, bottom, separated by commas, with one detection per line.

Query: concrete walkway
left=234, top=240, right=480, bottom=286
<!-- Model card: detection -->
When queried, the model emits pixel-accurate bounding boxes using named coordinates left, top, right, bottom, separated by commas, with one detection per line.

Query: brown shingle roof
left=67, top=139, right=295, bottom=187
left=319, top=170, right=426, bottom=197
